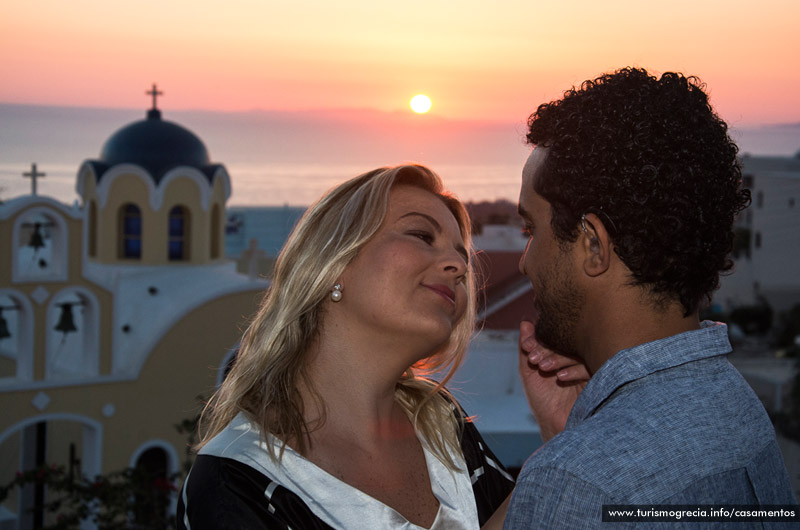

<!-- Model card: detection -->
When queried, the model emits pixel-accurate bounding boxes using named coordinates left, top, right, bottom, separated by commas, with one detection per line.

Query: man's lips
left=424, top=284, right=456, bottom=305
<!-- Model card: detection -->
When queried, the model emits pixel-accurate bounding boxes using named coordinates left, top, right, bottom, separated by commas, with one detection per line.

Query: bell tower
left=77, top=85, right=231, bottom=266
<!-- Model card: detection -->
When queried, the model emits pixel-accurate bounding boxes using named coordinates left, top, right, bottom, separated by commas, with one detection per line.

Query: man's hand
left=519, top=320, right=589, bottom=442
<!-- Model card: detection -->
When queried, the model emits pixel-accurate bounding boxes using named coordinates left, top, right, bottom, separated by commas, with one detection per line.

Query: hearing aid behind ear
left=581, top=214, right=600, bottom=252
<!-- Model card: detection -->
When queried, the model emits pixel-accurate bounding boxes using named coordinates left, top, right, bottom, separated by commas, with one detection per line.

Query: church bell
left=54, top=303, right=78, bottom=334
left=28, top=223, right=45, bottom=251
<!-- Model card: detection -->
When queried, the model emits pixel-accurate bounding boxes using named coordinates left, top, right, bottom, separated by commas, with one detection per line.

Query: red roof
left=474, top=251, right=535, bottom=330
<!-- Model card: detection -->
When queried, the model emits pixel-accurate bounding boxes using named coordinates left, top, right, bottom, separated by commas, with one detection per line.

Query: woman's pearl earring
left=330, top=283, right=343, bottom=302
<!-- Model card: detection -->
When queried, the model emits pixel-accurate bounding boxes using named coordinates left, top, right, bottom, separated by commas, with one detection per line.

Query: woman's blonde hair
left=198, top=164, right=476, bottom=469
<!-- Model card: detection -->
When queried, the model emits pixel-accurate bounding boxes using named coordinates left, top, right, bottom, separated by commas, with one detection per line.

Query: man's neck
left=579, top=294, right=701, bottom=375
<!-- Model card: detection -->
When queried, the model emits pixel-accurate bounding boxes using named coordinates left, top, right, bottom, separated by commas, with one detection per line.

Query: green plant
left=0, top=464, right=178, bottom=530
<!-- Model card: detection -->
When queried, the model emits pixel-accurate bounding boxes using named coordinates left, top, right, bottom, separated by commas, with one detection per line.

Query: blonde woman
left=178, top=165, right=515, bottom=529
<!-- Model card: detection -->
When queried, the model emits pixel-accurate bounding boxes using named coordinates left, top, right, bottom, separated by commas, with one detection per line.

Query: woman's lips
left=424, top=284, right=455, bottom=304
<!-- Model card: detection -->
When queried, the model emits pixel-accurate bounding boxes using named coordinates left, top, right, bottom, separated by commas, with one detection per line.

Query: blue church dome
left=96, top=107, right=212, bottom=182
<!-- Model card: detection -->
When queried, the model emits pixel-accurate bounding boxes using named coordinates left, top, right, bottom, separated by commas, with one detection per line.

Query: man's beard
left=533, top=263, right=584, bottom=358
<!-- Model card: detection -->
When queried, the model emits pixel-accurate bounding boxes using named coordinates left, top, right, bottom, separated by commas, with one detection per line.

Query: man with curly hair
left=507, top=68, right=797, bottom=528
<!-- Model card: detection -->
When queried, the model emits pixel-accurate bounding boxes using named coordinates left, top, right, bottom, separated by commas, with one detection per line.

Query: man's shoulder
left=518, top=355, right=786, bottom=503
left=615, top=355, right=774, bottom=439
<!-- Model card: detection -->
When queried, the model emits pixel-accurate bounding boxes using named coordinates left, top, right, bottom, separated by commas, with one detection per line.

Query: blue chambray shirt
left=504, top=322, right=798, bottom=529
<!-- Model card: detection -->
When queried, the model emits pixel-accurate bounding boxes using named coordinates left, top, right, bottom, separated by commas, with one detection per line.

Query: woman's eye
left=409, top=231, right=434, bottom=244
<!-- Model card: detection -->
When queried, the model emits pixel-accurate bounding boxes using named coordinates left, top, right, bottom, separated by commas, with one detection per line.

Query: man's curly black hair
left=527, top=67, right=751, bottom=316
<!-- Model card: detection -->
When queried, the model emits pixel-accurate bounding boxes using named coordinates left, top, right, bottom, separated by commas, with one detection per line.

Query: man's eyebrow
left=398, top=211, right=469, bottom=264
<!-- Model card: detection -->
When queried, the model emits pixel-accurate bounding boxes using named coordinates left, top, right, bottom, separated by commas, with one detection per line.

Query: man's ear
left=579, top=213, right=612, bottom=277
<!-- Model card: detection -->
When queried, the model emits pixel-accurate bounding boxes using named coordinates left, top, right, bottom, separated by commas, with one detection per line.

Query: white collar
left=200, top=413, right=479, bottom=530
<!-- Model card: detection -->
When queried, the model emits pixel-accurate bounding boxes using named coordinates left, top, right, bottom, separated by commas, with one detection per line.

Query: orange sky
left=2, top=0, right=799, bottom=126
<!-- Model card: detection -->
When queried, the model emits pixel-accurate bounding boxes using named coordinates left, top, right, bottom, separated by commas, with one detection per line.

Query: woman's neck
left=298, top=338, right=416, bottom=449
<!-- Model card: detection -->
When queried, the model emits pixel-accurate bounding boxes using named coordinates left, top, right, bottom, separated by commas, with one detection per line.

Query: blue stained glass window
left=168, top=206, right=189, bottom=261
left=120, top=204, right=142, bottom=259
left=169, top=216, right=184, bottom=237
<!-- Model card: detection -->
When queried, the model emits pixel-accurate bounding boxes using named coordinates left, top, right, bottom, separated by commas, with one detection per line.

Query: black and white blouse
left=178, top=405, right=514, bottom=529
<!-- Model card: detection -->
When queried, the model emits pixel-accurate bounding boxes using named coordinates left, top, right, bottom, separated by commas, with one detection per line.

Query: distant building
left=0, top=93, right=266, bottom=528
left=225, top=206, right=305, bottom=259
left=225, top=205, right=306, bottom=278
left=471, top=223, right=526, bottom=253
left=715, top=153, right=800, bottom=312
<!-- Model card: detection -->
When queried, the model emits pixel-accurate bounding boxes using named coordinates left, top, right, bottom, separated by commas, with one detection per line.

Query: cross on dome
left=23, top=163, right=46, bottom=195
left=146, top=83, right=163, bottom=111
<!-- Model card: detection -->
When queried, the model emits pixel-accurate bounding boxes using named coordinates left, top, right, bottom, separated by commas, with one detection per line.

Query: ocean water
left=0, top=160, right=525, bottom=207
left=226, top=161, right=525, bottom=206
left=1, top=103, right=798, bottom=207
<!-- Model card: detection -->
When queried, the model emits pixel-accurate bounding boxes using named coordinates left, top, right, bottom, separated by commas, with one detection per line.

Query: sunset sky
left=2, top=0, right=799, bottom=126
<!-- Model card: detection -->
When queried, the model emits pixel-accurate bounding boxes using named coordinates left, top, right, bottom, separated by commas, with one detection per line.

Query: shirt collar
left=565, top=321, right=732, bottom=429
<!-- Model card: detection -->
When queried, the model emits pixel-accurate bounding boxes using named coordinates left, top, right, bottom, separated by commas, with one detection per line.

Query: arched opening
left=132, top=447, right=171, bottom=527
left=46, top=288, right=99, bottom=380
left=0, top=291, right=33, bottom=383
left=168, top=206, right=190, bottom=261
left=13, top=208, right=68, bottom=283
left=118, top=203, right=142, bottom=260
left=0, top=414, right=102, bottom=530
left=0, top=296, right=20, bottom=380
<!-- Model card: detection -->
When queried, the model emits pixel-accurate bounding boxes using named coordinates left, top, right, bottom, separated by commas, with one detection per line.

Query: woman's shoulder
left=179, top=454, right=335, bottom=530
left=183, top=453, right=270, bottom=497
left=198, top=413, right=260, bottom=457
left=198, top=413, right=286, bottom=477
left=178, top=455, right=275, bottom=529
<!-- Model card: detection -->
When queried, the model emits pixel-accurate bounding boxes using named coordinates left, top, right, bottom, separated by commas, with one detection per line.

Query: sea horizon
left=1, top=102, right=799, bottom=207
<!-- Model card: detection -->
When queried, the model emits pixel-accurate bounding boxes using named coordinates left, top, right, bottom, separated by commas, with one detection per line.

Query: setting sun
left=410, top=94, right=432, bottom=114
